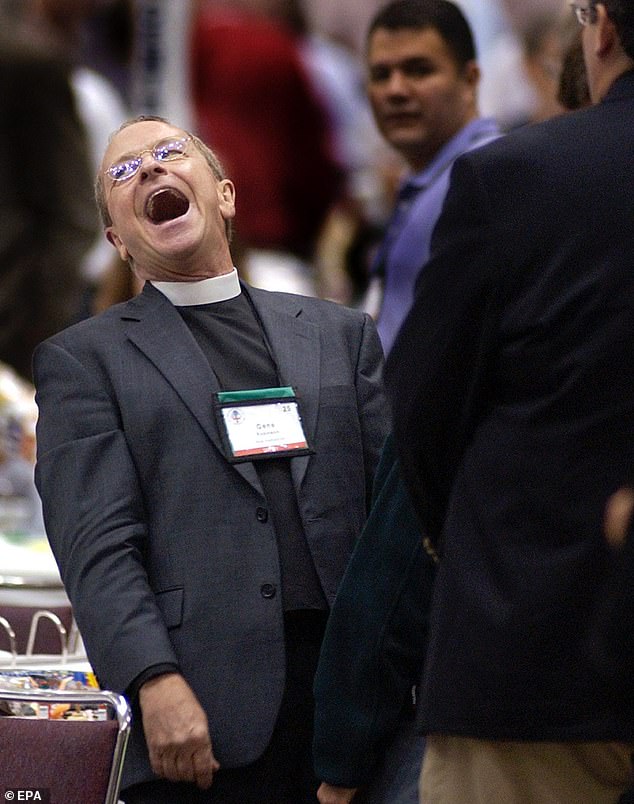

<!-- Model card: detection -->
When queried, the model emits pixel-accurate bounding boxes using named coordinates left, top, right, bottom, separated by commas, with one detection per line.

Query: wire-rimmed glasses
left=105, top=136, right=192, bottom=183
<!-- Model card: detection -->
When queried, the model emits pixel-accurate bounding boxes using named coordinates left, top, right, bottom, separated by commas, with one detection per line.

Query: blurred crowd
left=0, top=0, right=582, bottom=385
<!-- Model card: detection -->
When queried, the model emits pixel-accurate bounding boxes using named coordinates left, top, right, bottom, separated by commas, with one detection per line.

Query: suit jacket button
left=260, top=583, right=277, bottom=599
left=256, top=507, right=268, bottom=523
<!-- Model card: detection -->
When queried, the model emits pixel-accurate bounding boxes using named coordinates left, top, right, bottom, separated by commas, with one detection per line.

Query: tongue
left=146, top=188, right=189, bottom=224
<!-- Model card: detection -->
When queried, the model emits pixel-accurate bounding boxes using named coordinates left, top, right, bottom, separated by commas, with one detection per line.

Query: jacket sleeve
left=313, top=435, right=435, bottom=787
left=33, top=338, right=179, bottom=693
left=385, top=154, right=502, bottom=545
left=586, top=522, right=634, bottom=701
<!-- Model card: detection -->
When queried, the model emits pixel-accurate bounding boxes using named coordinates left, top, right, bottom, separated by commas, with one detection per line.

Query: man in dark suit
left=386, top=1, right=634, bottom=801
left=33, top=115, right=388, bottom=803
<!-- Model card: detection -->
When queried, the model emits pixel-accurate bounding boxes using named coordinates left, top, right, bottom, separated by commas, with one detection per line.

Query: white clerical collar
left=151, top=268, right=241, bottom=306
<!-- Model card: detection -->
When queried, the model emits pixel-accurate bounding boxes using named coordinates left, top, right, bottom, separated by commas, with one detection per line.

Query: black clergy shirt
left=176, top=290, right=327, bottom=613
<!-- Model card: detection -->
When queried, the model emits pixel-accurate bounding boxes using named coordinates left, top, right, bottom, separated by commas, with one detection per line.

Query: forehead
left=102, top=121, right=188, bottom=168
left=368, top=26, right=455, bottom=65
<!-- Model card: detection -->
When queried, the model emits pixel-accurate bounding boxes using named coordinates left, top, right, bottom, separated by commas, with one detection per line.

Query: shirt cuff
left=126, top=663, right=180, bottom=700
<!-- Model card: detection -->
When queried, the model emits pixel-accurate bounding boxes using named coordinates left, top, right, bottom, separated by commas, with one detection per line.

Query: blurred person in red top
left=190, top=0, right=343, bottom=296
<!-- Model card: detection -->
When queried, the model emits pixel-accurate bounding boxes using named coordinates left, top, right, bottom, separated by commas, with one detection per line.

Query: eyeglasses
left=570, top=1, right=597, bottom=25
left=105, top=136, right=192, bottom=182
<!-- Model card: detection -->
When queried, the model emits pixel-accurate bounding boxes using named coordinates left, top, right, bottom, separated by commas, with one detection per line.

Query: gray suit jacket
left=34, top=281, right=388, bottom=788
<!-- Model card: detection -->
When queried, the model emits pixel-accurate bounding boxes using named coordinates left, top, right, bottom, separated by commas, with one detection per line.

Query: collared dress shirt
left=374, top=117, right=501, bottom=354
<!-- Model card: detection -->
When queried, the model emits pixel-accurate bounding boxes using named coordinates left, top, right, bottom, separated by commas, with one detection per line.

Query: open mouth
left=145, top=188, right=190, bottom=224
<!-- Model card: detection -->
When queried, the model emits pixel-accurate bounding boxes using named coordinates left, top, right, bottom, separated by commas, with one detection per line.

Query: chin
left=387, top=132, right=425, bottom=152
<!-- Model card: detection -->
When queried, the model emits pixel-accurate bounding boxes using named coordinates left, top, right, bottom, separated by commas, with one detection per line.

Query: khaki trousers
left=420, top=735, right=634, bottom=804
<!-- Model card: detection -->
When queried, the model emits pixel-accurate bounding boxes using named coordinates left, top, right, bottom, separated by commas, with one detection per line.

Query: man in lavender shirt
left=366, top=0, right=501, bottom=355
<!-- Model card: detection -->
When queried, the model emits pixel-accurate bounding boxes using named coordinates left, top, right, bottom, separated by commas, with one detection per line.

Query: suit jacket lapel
left=120, top=284, right=263, bottom=494
left=246, top=286, right=320, bottom=491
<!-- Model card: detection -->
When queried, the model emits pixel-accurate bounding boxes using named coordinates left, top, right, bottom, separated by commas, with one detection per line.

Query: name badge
left=215, top=386, right=312, bottom=462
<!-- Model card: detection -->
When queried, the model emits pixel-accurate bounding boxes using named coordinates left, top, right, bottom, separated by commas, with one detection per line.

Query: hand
left=317, top=782, right=358, bottom=803
left=139, top=673, right=220, bottom=789
left=604, top=487, right=634, bottom=548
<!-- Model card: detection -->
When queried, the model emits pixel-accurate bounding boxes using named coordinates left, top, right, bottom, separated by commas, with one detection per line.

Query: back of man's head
left=366, top=0, right=477, bottom=68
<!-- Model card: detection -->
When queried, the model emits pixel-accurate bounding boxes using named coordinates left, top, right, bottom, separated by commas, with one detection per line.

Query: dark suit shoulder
left=35, top=300, right=133, bottom=355
left=461, top=90, right=633, bottom=178
left=245, top=284, right=370, bottom=326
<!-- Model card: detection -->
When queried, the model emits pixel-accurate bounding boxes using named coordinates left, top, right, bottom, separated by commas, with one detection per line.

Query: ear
left=460, top=60, right=481, bottom=106
left=106, top=227, right=130, bottom=262
left=218, top=179, right=236, bottom=220
left=462, top=59, right=481, bottom=89
left=595, top=3, right=618, bottom=57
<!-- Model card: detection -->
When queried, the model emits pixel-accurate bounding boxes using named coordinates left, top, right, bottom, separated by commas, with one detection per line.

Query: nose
left=138, top=153, right=167, bottom=181
left=384, top=68, right=410, bottom=97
